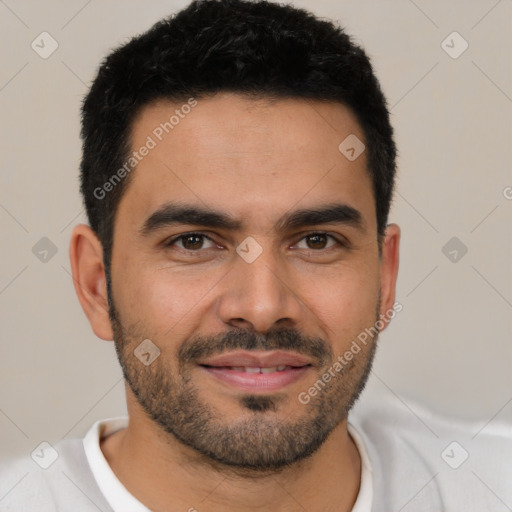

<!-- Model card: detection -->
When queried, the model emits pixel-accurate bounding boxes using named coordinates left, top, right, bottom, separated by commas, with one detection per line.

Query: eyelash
left=165, top=231, right=348, bottom=252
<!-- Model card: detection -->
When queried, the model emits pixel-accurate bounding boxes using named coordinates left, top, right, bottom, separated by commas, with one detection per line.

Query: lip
left=197, top=350, right=313, bottom=369
left=197, top=350, right=313, bottom=393
left=200, top=366, right=311, bottom=392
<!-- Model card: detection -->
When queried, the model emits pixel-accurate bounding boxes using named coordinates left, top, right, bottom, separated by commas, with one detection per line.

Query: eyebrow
left=139, top=201, right=365, bottom=237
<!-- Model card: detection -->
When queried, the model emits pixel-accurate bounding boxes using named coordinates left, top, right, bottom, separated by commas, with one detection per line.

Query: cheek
left=115, top=264, right=217, bottom=339
left=304, top=262, right=380, bottom=347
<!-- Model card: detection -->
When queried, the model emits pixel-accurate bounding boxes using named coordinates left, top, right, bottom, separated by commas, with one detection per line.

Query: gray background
left=1, top=0, right=511, bottom=460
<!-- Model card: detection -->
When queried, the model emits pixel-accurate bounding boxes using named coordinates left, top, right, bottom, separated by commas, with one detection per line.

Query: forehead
left=116, top=93, right=374, bottom=232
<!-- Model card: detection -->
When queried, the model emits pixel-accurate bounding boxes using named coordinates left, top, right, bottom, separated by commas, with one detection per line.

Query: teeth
left=229, top=366, right=290, bottom=373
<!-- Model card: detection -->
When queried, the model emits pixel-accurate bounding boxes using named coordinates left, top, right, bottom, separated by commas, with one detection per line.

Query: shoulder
left=0, top=437, right=112, bottom=512
left=349, top=395, right=512, bottom=511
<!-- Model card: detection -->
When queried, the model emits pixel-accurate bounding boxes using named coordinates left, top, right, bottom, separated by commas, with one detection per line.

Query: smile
left=199, top=362, right=312, bottom=392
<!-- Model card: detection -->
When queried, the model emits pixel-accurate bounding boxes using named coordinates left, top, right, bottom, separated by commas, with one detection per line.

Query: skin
left=70, top=92, right=400, bottom=512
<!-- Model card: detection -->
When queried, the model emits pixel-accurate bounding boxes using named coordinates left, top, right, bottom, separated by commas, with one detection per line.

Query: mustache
left=178, top=327, right=333, bottom=367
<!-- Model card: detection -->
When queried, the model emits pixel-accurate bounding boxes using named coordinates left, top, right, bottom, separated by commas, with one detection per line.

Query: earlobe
left=378, top=223, right=401, bottom=331
left=69, top=224, right=114, bottom=341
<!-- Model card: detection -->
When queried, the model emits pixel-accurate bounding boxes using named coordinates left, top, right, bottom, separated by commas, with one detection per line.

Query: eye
left=166, top=233, right=217, bottom=251
left=295, top=233, right=344, bottom=250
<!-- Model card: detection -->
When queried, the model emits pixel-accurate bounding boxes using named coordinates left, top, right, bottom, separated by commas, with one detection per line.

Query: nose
left=216, top=244, right=305, bottom=333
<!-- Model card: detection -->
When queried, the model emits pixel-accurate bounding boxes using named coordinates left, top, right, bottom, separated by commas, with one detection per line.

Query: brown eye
left=307, top=234, right=328, bottom=249
left=181, top=235, right=204, bottom=250
left=296, top=233, right=340, bottom=250
left=167, top=233, right=216, bottom=251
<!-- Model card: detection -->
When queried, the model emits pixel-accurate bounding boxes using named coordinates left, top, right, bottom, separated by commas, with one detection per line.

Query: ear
left=69, top=224, right=114, bottom=341
left=377, top=223, right=401, bottom=331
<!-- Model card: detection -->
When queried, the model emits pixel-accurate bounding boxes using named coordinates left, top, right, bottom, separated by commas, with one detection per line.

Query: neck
left=101, top=400, right=361, bottom=512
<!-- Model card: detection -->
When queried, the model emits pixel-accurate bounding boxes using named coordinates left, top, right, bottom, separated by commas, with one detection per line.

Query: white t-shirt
left=78, top=418, right=372, bottom=511
left=1, top=394, right=510, bottom=511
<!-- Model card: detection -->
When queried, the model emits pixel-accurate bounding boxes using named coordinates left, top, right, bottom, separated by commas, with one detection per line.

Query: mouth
left=197, top=351, right=313, bottom=392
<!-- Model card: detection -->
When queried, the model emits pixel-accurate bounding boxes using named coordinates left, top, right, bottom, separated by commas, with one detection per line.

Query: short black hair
left=80, top=0, right=396, bottom=277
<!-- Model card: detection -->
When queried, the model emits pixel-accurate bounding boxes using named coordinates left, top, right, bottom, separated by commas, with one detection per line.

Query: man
left=1, top=1, right=510, bottom=510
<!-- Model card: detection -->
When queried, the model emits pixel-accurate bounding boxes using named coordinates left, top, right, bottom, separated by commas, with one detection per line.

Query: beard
left=108, top=294, right=379, bottom=474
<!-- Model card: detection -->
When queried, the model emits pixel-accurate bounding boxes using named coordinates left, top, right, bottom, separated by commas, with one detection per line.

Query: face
left=106, top=93, right=395, bottom=471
